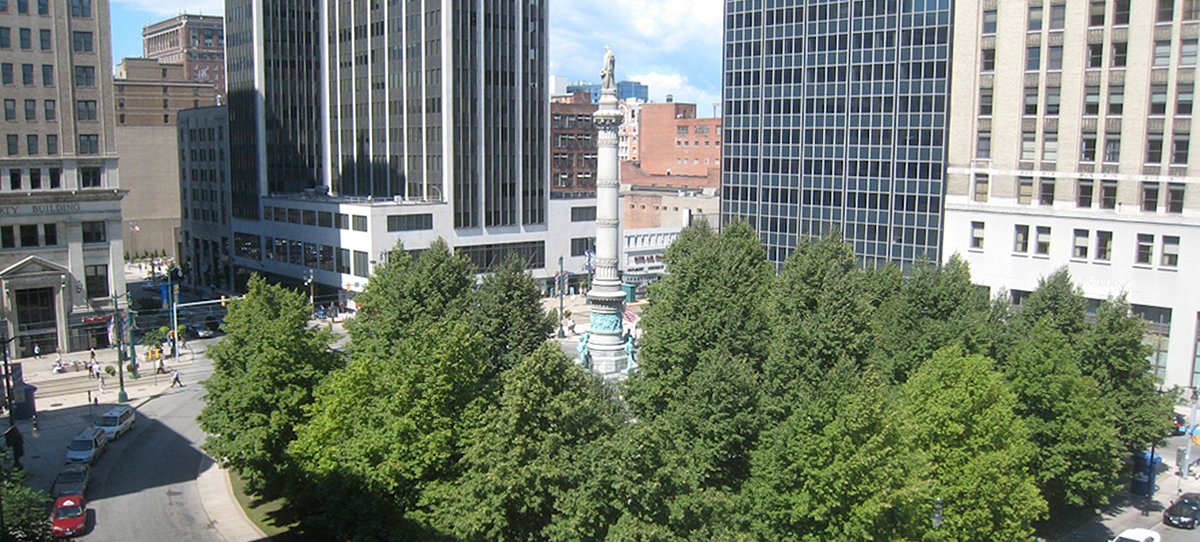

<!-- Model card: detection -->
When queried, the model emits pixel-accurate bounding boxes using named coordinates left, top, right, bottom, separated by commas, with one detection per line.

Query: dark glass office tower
left=226, top=0, right=324, bottom=221
left=722, top=0, right=952, bottom=268
left=326, top=0, right=547, bottom=229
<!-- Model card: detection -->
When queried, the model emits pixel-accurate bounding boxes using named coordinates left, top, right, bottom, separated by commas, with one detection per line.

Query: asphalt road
left=66, top=343, right=219, bottom=541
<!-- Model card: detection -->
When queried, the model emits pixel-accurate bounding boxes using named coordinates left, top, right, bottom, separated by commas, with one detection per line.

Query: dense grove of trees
left=199, top=223, right=1174, bottom=541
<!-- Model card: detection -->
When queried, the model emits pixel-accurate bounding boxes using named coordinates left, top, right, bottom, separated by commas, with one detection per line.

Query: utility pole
left=113, top=296, right=128, bottom=403
left=557, top=256, right=565, bottom=338
left=304, top=269, right=314, bottom=309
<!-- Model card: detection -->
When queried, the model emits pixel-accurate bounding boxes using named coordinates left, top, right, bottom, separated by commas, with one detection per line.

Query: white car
left=1111, top=528, right=1161, bottom=542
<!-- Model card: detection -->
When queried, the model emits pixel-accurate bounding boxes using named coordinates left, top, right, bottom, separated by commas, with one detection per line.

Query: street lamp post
left=557, top=256, right=565, bottom=339
left=113, top=296, right=128, bottom=403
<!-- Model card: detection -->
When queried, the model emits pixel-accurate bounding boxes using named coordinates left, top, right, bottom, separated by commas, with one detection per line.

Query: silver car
left=51, top=463, right=90, bottom=498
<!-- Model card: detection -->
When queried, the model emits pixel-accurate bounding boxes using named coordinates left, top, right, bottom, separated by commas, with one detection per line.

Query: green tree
left=1080, top=297, right=1176, bottom=453
left=470, top=253, right=557, bottom=376
left=899, top=347, right=1046, bottom=542
left=346, top=238, right=475, bottom=361
left=630, top=220, right=774, bottom=412
left=422, top=345, right=621, bottom=541
left=197, top=275, right=341, bottom=500
left=999, top=324, right=1121, bottom=511
left=289, top=319, right=490, bottom=537
left=745, top=364, right=925, bottom=542
left=1010, top=268, right=1087, bottom=338
left=1, top=469, right=54, bottom=541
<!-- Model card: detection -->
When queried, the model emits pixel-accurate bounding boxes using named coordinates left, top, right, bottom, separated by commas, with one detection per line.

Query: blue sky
left=109, top=0, right=723, bottom=111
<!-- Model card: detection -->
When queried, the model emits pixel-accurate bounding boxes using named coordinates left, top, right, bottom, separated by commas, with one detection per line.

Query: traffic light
left=220, top=295, right=227, bottom=307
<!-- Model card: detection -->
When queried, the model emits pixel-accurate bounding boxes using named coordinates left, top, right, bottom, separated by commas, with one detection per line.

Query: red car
left=50, top=495, right=86, bottom=538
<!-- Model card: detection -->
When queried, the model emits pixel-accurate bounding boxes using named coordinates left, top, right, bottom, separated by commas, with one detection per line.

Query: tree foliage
left=2, top=469, right=54, bottom=542
left=198, top=274, right=341, bottom=499
left=470, top=253, right=557, bottom=376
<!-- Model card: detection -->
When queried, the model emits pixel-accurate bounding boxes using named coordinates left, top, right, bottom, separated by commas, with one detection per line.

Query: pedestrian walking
left=156, top=358, right=166, bottom=375
left=32, top=343, right=41, bottom=359
left=170, top=369, right=184, bottom=388
left=97, top=376, right=105, bottom=394
left=89, top=348, right=96, bottom=364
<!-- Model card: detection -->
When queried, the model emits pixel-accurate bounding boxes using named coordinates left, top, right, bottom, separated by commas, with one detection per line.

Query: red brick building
left=550, top=92, right=598, bottom=198
left=637, top=102, right=722, bottom=177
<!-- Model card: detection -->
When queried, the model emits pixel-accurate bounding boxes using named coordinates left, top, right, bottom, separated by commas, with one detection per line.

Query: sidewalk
left=12, top=341, right=267, bottom=542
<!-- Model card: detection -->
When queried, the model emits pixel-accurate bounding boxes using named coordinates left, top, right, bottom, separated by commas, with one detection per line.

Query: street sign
left=10, top=362, right=24, bottom=403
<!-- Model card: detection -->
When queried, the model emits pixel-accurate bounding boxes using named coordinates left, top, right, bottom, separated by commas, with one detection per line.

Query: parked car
left=64, top=427, right=108, bottom=465
left=50, top=495, right=87, bottom=538
left=50, top=464, right=90, bottom=499
left=185, top=323, right=214, bottom=339
left=1111, top=528, right=1161, bottom=542
left=94, top=405, right=135, bottom=440
left=1173, top=413, right=1187, bottom=436
left=1164, top=492, right=1200, bottom=529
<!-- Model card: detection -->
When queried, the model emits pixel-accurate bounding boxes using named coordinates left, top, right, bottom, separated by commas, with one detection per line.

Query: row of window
left=0, top=29, right=92, bottom=52
left=0, top=220, right=104, bottom=248
left=262, top=206, right=369, bottom=232
left=2, top=62, right=54, bottom=86
left=977, top=132, right=1191, bottom=165
left=3, top=98, right=56, bottom=121
left=0, top=0, right=51, bottom=15
left=987, top=82, right=1195, bottom=119
left=259, top=235, right=368, bottom=278
left=4, top=133, right=64, bottom=156
left=6, top=167, right=71, bottom=190
left=974, top=176, right=1187, bottom=213
left=971, top=222, right=1181, bottom=268
left=983, top=0, right=1199, bottom=35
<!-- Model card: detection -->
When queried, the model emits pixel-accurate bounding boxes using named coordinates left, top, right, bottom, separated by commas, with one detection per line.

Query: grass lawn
left=229, top=471, right=307, bottom=541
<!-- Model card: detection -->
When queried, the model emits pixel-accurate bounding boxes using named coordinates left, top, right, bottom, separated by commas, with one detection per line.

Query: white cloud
left=630, top=72, right=720, bottom=111
left=112, top=0, right=223, bottom=17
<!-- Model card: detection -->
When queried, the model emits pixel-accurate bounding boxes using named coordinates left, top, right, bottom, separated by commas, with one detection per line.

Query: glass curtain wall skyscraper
left=722, top=0, right=952, bottom=268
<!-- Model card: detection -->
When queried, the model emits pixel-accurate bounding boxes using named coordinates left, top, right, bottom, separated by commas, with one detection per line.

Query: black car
left=50, top=463, right=90, bottom=499
left=1164, top=493, right=1200, bottom=529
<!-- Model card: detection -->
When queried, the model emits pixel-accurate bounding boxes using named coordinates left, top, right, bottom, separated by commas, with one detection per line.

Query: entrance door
left=14, top=287, right=57, bottom=357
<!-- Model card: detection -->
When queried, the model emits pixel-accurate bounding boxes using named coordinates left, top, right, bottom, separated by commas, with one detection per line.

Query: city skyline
left=105, top=0, right=723, bottom=108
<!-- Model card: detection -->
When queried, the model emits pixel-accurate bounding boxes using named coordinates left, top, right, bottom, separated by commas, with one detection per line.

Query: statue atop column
left=600, top=46, right=615, bottom=90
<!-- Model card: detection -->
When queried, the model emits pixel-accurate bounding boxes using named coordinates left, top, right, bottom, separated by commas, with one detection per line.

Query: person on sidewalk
left=33, top=343, right=41, bottom=359
left=97, top=376, right=105, bottom=394
left=170, top=369, right=184, bottom=388
left=89, top=348, right=96, bottom=365
left=156, top=358, right=166, bottom=375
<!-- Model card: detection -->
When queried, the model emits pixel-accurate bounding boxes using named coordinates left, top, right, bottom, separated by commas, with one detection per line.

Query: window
left=1027, top=46, right=1041, bottom=70
left=1096, top=231, right=1113, bottom=260
left=8, top=170, right=19, bottom=190
left=41, top=65, right=52, bottom=86
left=1088, top=43, right=1105, bottom=68
left=982, top=49, right=996, bottom=71
left=1021, top=134, right=1037, bottom=161
left=1148, top=135, right=1165, bottom=163
left=353, top=250, right=369, bottom=278
left=1073, top=230, right=1090, bottom=259
left=84, top=265, right=108, bottom=299
left=19, top=28, right=29, bottom=49
left=1014, top=225, right=1030, bottom=253
left=37, top=0, right=45, bottom=14
left=1174, top=135, right=1191, bottom=164
left=42, top=223, right=54, bottom=245
left=1085, top=86, right=1101, bottom=115
left=1018, top=177, right=1035, bottom=204
left=1, top=64, right=9, bottom=84
left=38, top=29, right=49, bottom=50
left=25, top=135, right=35, bottom=155
left=15, top=0, right=24, bottom=12
left=1143, top=183, right=1161, bottom=211
left=1115, top=0, right=1131, bottom=24
left=1151, top=85, right=1169, bottom=115
left=1024, top=90, right=1039, bottom=115
left=1029, top=7, right=1043, bottom=31
left=1043, top=134, right=1059, bottom=161
left=1040, top=178, right=1055, bottom=205
left=1090, top=0, right=1106, bottom=26
left=1187, top=0, right=1200, bottom=19
left=1101, top=180, right=1118, bottom=209
left=74, top=66, right=94, bottom=86
left=3, top=99, right=13, bottom=120
left=571, top=206, right=597, bottom=221
left=70, top=0, right=90, bottom=17
left=1048, top=46, right=1064, bottom=70
left=0, top=27, right=8, bottom=48
left=1162, top=236, right=1180, bottom=267
left=5, top=135, right=15, bottom=156
left=1078, top=179, right=1095, bottom=207
left=81, top=221, right=105, bottom=243
left=20, top=64, right=31, bottom=85
left=1137, top=234, right=1155, bottom=264
left=974, top=174, right=989, bottom=202
left=1168, top=183, right=1185, bottom=213
left=977, top=132, right=992, bottom=158
left=1081, top=136, right=1098, bottom=161
left=1049, top=5, right=1066, bottom=28
left=1178, top=83, right=1194, bottom=115
left=983, top=10, right=997, bottom=33
left=1036, top=227, right=1052, bottom=255
left=1112, top=43, right=1128, bottom=67
left=1108, top=91, right=1124, bottom=115
left=46, top=135, right=56, bottom=155
left=1155, top=41, right=1172, bottom=66
left=385, top=214, right=433, bottom=232
left=971, top=222, right=985, bottom=249
left=28, top=169, right=38, bottom=189
left=979, top=89, right=993, bottom=116
left=351, top=215, right=368, bottom=231
left=571, top=238, right=592, bottom=257
left=79, top=167, right=100, bottom=187
left=1104, top=136, right=1121, bottom=162
left=1183, top=40, right=1199, bottom=66
left=72, top=31, right=92, bottom=52
left=19, top=224, right=37, bottom=247
left=75, top=100, right=96, bottom=121
left=1159, top=0, right=1176, bottom=21
left=0, top=227, right=10, bottom=249
left=43, top=100, right=54, bottom=121
left=78, top=134, right=98, bottom=154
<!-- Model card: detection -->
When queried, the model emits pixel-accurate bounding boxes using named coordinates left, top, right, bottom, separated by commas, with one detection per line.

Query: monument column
left=586, top=47, right=632, bottom=379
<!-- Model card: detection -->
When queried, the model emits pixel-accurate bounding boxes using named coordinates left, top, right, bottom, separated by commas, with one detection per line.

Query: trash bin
left=1131, top=451, right=1163, bottom=496
left=11, top=384, right=37, bottom=421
